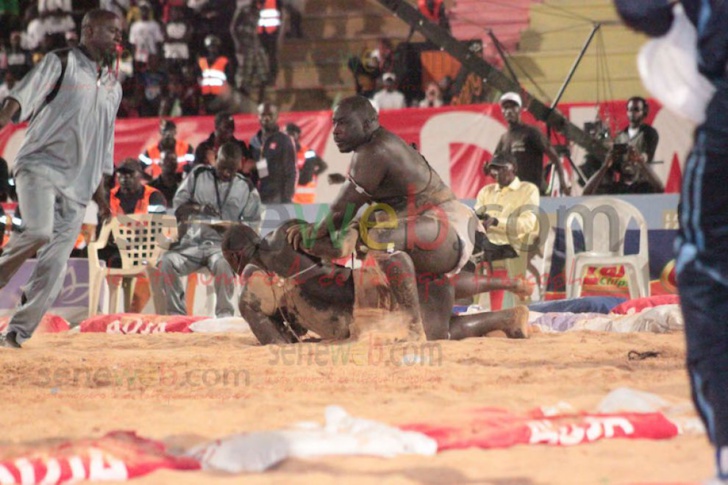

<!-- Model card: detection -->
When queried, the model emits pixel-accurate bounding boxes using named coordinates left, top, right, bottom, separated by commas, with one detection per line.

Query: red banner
left=402, top=408, right=679, bottom=450
left=0, top=431, right=199, bottom=484
left=0, top=100, right=691, bottom=202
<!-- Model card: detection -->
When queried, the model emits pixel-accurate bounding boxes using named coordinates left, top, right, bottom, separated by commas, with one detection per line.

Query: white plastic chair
left=564, top=197, right=650, bottom=299
left=87, top=213, right=177, bottom=317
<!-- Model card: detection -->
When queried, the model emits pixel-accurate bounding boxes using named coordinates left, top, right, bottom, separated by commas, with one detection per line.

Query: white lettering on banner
left=0, top=453, right=129, bottom=484
left=0, top=464, right=14, bottom=484
left=107, top=319, right=168, bottom=334
left=38, top=458, right=61, bottom=484
left=527, top=416, right=636, bottom=445
left=15, top=458, right=33, bottom=484
left=68, top=456, right=86, bottom=481
left=88, top=449, right=128, bottom=480
left=585, top=416, right=635, bottom=440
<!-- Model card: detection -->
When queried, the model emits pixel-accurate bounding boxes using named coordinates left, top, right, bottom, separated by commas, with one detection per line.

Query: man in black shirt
left=149, top=150, right=182, bottom=208
left=494, top=92, right=571, bottom=196
left=614, top=96, right=659, bottom=164
left=248, top=102, right=296, bottom=203
left=191, top=112, right=252, bottom=175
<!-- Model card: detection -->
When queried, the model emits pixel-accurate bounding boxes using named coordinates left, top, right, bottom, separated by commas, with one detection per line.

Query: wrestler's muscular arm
left=288, top=139, right=389, bottom=255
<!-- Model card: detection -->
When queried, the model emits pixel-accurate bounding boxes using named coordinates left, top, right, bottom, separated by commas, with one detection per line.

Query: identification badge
left=256, top=158, right=269, bottom=178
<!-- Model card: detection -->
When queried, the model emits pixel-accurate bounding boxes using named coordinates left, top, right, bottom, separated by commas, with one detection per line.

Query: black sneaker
left=0, top=332, right=21, bottom=349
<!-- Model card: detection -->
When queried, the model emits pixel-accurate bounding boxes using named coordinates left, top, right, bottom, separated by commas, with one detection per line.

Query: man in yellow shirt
left=474, top=153, right=540, bottom=309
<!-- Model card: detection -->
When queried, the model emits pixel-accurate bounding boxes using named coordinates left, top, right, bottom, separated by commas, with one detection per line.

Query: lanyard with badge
left=256, top=133, right=270, bottom=178
left=213, top=171, right=233, bottom=217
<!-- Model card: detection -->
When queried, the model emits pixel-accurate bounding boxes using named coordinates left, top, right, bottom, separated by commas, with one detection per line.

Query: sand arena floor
left=0, top=330, right=712, bottom=485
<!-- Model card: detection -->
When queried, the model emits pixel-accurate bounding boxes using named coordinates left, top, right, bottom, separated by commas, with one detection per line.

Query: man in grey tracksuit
left=0, top=9, right=122, bottom=348
left=158, top=141, right=262, bottom=317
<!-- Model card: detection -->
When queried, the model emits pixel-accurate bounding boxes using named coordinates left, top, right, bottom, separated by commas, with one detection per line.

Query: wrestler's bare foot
left=448, top=305, right=531, bottom=340
left=497, top=305, right=530, bottom=339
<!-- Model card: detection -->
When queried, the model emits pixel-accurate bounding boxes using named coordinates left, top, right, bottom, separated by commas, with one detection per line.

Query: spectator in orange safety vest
left=138, top=119, right=195, bottom=179
left=197, top=34, right=234, bottom=114
left=110, top=159, right=168, bottom=217
left=102, top=159, right=167, bottom=312
left=285, top=122, right=328, bottom=204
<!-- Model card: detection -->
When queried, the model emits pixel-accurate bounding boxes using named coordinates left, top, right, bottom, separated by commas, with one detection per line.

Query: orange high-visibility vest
left=140, top=140, right=194, bottom=177
left=109, top=185, right=161, bottom=217
left=292, top=145, right=318, bottom=204
left=418, top=0, right=443, bottom=22
left=198, top=56, right=229, bottom=95
left=257, top=0, right=282, bottom=34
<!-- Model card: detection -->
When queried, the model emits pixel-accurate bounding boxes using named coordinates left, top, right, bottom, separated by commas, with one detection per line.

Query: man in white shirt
left=372, top=72, right=406, bottom=111
left=128, top=1, right=163, bottom=65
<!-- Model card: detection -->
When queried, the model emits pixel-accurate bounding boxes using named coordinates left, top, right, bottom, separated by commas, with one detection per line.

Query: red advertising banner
left=0, top=100, right=691, bottom=203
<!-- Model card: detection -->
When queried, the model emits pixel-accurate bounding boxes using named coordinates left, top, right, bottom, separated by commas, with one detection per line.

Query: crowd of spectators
left=0, top=0, right=471, bottom=116
left=0, top=0, right=291, bottom=117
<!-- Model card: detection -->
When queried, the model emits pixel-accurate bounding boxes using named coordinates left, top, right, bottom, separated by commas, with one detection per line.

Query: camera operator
left=582, top=142, right=664, bottom=195
left=614, top=96, right=659, bottom=164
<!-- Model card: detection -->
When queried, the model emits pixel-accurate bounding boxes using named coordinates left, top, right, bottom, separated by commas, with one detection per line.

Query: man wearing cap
left=103, top=159, right=166, bottom=312
left=494, top=92, right=571, bottom=196
left=372, top=72, right=406, bottom=111
left=286, top=122, right=328, bottom=204
left=111, top=159, right=167, bottom=217
left=614, top=1, right=728, bottom=483
left=157, top=141, right=262, bottom=318
left=473, top=153, right=540, bottom=309
left=0, top=9, right=122, bottom=348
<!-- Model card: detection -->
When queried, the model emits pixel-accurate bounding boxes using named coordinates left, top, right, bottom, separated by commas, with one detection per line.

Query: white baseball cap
left=499, top=92, right=522, bottom=107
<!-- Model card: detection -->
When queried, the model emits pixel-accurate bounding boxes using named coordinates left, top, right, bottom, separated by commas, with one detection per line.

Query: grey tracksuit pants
left=0, top=169, right=86, bottom=343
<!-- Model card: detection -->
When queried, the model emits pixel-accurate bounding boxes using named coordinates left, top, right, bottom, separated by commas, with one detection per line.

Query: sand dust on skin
left=0, top=330, right=712, bottom=485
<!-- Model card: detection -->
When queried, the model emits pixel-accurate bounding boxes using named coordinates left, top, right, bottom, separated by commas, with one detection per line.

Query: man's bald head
left=81, top=8, right=118, bottom=29
left=332, top=96, right=380, bottom=153
left=337, top=96, right=379, bottom=127
left=80, top=9, right=121, bottom=60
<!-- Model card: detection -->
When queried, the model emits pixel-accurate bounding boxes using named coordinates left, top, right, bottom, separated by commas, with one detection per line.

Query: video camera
left=583, top=120, right=610, bottom=141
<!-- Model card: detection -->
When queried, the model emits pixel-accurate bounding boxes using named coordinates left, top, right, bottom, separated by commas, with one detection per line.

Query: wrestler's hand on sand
left=512, top=277, right=535, bottom=299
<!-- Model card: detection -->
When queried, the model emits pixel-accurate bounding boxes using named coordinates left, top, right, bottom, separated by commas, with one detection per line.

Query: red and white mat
left=0, top=431, right=199, bottom=484
left=78, top=314, right=207, bottom=334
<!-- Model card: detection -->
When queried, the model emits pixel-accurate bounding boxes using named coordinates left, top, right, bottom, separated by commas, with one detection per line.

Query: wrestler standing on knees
left=286, top=95, right=524, bottom=340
